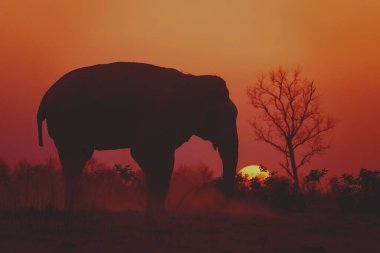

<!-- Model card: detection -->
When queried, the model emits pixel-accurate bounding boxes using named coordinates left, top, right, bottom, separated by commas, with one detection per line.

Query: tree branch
left=247, top=67, right=334, bottom=184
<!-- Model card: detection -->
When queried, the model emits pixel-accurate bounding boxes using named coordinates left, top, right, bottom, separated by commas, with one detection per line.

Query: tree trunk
left=287, top=142, right=299, bottom=192
left=287, top=141, right=305, bottom=211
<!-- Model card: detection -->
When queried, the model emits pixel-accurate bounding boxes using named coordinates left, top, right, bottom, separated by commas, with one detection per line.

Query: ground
left=0, top=209, right=379, bottom=253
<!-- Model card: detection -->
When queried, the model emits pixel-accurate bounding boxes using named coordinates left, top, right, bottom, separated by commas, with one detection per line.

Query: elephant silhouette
left=37, top=62, right=238, bottom=213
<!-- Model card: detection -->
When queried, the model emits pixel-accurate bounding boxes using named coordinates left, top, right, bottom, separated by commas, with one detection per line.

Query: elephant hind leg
left=131, top=147, right=174, bottom=215
left=57, top=144, right=93, bottom=211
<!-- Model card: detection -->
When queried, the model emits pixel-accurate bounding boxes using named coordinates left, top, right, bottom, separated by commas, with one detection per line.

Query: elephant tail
left=37, top=101, right=46, bottom=147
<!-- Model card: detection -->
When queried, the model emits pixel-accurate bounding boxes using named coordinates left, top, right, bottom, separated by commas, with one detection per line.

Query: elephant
left=37, top=62, right=238, bottom=213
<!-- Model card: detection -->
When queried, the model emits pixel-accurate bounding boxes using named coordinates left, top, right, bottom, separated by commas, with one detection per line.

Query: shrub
left=233, top=174, right=302, bottom=212
left=330, top=169, right=380, bottom=214
left=303, top=168, right=328, bottom=202
left=265, top=176, right=301, bottom=211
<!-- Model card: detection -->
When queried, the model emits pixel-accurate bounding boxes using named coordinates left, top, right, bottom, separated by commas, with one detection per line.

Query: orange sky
left=0, top=0, right=379, bottom=176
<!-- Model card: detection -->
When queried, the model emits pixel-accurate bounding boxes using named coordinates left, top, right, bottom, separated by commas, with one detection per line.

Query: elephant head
left=195, top=75, right=239, bottom=194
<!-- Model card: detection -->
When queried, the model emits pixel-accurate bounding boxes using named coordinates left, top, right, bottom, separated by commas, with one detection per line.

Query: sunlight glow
left=238, top=165, right=270, bottom=181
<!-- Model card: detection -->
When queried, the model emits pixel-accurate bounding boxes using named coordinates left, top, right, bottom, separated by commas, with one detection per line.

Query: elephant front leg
left=131, top=147, right=175, bottom=216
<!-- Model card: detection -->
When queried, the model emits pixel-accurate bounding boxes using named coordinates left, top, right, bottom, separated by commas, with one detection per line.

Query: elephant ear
left=194, top=75, right=232, bottom=143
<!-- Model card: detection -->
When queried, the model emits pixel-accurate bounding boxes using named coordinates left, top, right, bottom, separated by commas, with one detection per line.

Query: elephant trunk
left=217, top=123, right=238, bottom=195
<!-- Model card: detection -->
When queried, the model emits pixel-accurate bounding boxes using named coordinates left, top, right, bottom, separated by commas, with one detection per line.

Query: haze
left=0, top=0, right=379, bottom=175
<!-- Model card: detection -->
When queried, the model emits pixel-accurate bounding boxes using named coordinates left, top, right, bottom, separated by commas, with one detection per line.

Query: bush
left=168, top=164, right=223, bottom=212
left=0, top=158, right=147, bottom=211
left=233, top=174, right=303, bottom=212
left=302, top=169, right=328, bottom=202
left=0, top=158, right=11, bottom=209
left=330, top=169, right=380, bottom=214
left=265, top=176, right=301, bottom=211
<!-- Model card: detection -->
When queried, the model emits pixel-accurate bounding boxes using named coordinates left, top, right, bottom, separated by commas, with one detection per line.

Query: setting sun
left=238, top=165, right=270, bottom=181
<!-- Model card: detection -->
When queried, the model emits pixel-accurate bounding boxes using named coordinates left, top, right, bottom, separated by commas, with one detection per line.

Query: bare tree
left=247, top=68, right=334, bottom=192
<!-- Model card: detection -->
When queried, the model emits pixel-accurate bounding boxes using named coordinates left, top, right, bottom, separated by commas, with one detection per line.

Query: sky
left=0, top=0, right=379, bottom=176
